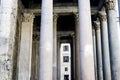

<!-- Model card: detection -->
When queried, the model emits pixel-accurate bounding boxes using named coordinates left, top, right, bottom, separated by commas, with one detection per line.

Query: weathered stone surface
left=99, top=10, right=111, bottom=80
left=0, top=55, right=11, bottom=80
left=18, top=13, right=34, bottom=80
left=94, top=20, right=104, bottom=80
left=0, top=0, right=18, bottom=79
left=106, top=1, right=120, bottom=79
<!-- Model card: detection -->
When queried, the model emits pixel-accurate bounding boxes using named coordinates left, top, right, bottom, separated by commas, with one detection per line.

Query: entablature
left=23, top=6, right=98, bottom=15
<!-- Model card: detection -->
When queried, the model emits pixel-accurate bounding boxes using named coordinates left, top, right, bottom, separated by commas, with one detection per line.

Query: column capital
left=73, top=13, right=79, bottom=19
left=22, top=13, right=35, bottom=22
left=98, top=11, right=107, bottom=21
left=73, top=12, right=78, bottom=16
left=93, top=19, right=100, bottom=30
left=105, top=1, right=115, bottom=10
left=53, top=13, right=59, bottom=19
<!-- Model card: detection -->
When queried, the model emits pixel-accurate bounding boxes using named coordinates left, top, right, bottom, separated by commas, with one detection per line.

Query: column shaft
left=74, top=13, right=80, bottom=80
left=53, top=14, right=58, bottom=80
left=18, top=13, right=34, bottom=80
left=0, top=0, right=18, bottom=79
left=98, top=11, right=111, bottom=80
left=39, top=0, right=53, bottom=80
left=72, top=35, right=76, bottom=80
left=92, top=28, right=98, bottom=80
left=94, top=20, right=103, bottom=80
left=106, top=1, right=120, bottom=80
left=57, top=36, right=60, bottom=80
left=78, top=0, right=95, bottom=79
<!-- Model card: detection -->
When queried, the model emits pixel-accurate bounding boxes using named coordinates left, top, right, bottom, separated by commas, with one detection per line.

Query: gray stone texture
left=39, top=0, right=53, bottom=80
left=99, top=10, right=111, bottom=80
left=78, top=0, right=95, bottom=80
left=0, top=0, right=18, bottom=79
left=106, top=1, right=120, bottom=80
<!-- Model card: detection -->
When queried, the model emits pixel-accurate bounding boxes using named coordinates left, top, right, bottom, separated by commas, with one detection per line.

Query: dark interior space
left=57, top=15, right=75, bottom=31
left=90, top=0, right=99, bottom=6
left=34, top=16, right=41, bottom=27
left=33, top=16, right=41, bottom=32
left=32, top=16, right=41, bottom=42
left=21, top=0, right=41, bottom=8
left=57, top=0, right=74, bottom=3
left=33, top=0, right=41, bottom=4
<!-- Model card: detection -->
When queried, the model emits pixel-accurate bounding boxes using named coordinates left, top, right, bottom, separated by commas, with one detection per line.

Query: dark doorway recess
left=57, top=15, right=75, bottom=31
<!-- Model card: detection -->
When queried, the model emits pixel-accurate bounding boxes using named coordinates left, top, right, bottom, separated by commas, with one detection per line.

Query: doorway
left=57, top=14, right=76, bottom=80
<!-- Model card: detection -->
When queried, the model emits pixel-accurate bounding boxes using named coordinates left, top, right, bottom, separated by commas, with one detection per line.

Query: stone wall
left=0, top=0, right=23, bottom=79
left=12, top=1, right=24, bottom=80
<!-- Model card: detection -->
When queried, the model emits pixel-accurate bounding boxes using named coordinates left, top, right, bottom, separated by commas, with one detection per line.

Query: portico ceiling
left=21, top=0, right=100, bottom=8
left=21, top=0, right=104, bottom=17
